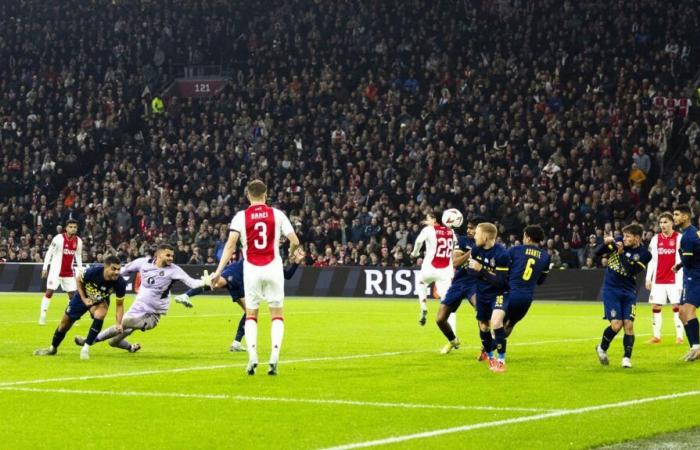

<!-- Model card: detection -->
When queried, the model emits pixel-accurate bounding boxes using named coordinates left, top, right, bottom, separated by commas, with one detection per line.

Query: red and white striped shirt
left=646, top=231, right=682, bottom=285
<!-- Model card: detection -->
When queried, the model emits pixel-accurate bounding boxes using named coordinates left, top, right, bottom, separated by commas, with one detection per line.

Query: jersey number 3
left=253, top=222, right=268, bottom=250
left=522, top=258, right=536, bottom=281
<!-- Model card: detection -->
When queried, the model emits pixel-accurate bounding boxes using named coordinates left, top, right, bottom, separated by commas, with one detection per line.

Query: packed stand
left=1, top=0, right=700, bottom=269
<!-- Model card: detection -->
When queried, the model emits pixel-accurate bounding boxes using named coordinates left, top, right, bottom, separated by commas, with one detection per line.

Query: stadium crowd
left=1, top=0, right=699, bottom=269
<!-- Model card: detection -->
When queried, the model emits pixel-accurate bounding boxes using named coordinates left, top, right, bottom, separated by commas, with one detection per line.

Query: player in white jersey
left=411, top=213, right=456, bottom=330
left=75, top=244, right=211, bottom=352
left=213, top=179, right=300, bottom=376
left=39, top=219, right=83, bottom=325
left=645, top=212, right=684, bottom=344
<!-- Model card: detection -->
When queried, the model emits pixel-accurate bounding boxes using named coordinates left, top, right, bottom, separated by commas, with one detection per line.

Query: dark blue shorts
left=681, top=284, right=700, bottom=308
left=505, top=292, right=533, bottom=326
left=475, top=295, right=505, bottom=322
left=602, top=289, right=636, bottom=321
left=64, top=296, right=108, bottom=321
left=221, top=264, right=245, bottom=301
left=441, top=282, right=476, bottom=312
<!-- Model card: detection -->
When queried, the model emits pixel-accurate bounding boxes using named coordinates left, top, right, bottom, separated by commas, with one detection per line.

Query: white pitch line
left=0, top=387, right=560, bottom=413
left=0, top=310, right=386, bottom=325
left=0, top=333, right=662, bottom=387
left=0, top=350, right=429, bottom=388
left=319, top=390, right=700, bottom=450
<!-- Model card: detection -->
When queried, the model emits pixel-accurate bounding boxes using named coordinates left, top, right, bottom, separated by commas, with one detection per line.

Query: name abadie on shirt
left=250, top=211, right=269, bottom=220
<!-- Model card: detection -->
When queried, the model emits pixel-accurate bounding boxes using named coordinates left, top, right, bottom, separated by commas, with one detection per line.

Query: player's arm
left=452, top=247, right=470, bottom=268
left=119, top=258, right=143, bottom=278
left=75, top=270, right=93, bottom=307
left=594, top=240, right=615, bottom=259
left=284, top=248, right=305, bottom=280
left=677, top=234, right=696, bottom=270
left=411, top=228, right=427, bottom=258
left=114, top=297, right=125, bottom=332
left=114, top=278, right=127, bottom=332
left=645, top=236, right=657, bottom=289
left=41, top=236, right=58, bottom=278
left=287, top=231, right=300, bottom=258
left=618, top=250, right=649, bottom=276
left=214, top=231, right=239, bottom=280
left=280, top=211, right=299, bottom=256
left=75, top=238, right=84, bottom=273
left=469, top=254, right=510, bottom=288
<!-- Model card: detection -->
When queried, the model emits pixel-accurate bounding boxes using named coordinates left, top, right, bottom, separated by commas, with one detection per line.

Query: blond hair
left=477, top=222, right=498, bottom=239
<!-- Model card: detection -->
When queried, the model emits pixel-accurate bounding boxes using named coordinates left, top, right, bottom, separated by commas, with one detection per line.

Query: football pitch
left=2, top=294, right=700, bottom=449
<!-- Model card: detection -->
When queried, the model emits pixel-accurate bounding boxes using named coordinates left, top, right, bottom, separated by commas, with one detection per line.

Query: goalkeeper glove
left=200, top=270, right=213, bottom=288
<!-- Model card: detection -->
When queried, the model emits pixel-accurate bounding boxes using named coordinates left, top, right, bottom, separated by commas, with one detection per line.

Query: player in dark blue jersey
left=34, top=255, right=126, bottom=360
left=491, top=225, right=551, bottom=367
left=672, top=205, right=700, bottom=361
left=436, top=219, right=478, bottom=354
left=466, top=222, right=511, bottom=372
left=594, top=224, right=651, bottom=368
left=174, top=248, right=305, bottom=351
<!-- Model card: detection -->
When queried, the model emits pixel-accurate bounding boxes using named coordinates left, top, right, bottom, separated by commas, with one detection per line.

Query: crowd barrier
left=0, top=263, right=651, bottom=301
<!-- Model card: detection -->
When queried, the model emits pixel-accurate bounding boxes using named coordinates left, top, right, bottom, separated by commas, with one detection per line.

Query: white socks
left=417, top=283, right=428, bottom=311
left=673, top=311, right=684, bottom=340
left=270, top=317, right=285, bottom=364
left=448, top=313, right=457, bottom=334
left=652, top=311, right=662, bottom=339
left=245, top=318, right=258, bottom=363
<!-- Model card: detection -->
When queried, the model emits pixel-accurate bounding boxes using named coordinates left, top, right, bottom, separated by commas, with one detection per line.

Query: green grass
left=1, top=293, right=700, bottom=449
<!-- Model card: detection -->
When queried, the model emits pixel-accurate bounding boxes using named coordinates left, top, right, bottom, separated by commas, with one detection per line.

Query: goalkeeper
left=174, top=248, right=306, bottom=352
left=75, top=244, right=212, bottom=353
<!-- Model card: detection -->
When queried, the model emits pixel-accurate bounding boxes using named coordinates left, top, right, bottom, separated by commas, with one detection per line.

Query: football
left=441, top=208, right=463, bottom=228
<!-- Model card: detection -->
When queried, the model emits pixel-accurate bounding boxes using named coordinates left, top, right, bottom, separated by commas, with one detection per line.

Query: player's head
left=658, top=212, right=674, bottom=234
left=155, top=243, right=175, bottom=266
left=103, top=255, right=121, bottom=280
left=423, top=212, right=436, bottom=226
left=465, top=218, right=479, bottom=239
left=65, top=219, right=79, bottom=236
left=523, top=225, right=545, bottom=245
left=474, top=222, right=497, bottom=247
left=246, top=179, right=268, bottom=203
left=621, top=224, right=643, bottom=247
left=673, top=204, right=692, bottom=228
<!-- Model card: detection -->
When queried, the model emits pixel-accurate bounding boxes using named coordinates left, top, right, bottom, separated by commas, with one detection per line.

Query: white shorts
left=243, top=260, right=285, bottom=310
left=649, top=284, right=682, bottom=305
left=47, top=276, right=77, bottom=292
left=418, top=266, right=453, bottom=299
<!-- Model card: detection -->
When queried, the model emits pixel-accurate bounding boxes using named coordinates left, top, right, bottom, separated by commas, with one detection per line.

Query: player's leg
left=679, top=289, right=700, bottom=360
left=475, top=297, right=494, bottom=361
left=489, top=295, right=508, bottom=372
left=78, top=302, right=109, bottom=360
left=39, top=274, right=59, bottom=325
left=667, top=286, right=685, bottom=343
left=34, top=297, right=82, bottom=355
left=243, top=265, right=262, bottom=374
left=596, top=290, right=622, bottom=365
left=436, top=283, right=464, bottom=353
left=648, top=284, right=665, bottom=343
left=265, top=270, right=285, bottom=375
left=230, top=298, right=246, bottom=352
left=175, top=278, right=221, bottom=305
left=416, top=270, right=433, bottom=326
left=621, top=318, right=635, bottom=368
left=107, top=313, right=158, bottom=352
left=39, top=289, right=54, bottom=325
left=435, top=275, right=455, bottom=333
left=504, top=296, right=533, bottom=338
